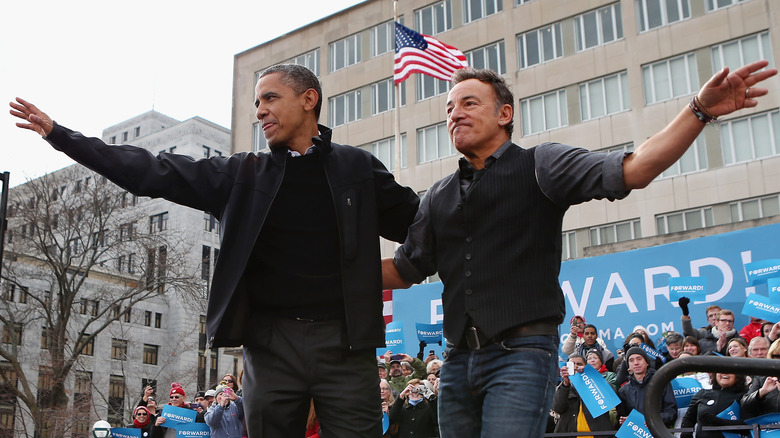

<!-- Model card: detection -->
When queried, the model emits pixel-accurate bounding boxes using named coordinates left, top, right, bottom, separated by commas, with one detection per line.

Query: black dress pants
left=242, top=317, right=382, bottom=437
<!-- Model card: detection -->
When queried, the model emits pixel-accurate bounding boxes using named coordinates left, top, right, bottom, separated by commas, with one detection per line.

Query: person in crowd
left=679, top=298, right=722, bottom=341
left=127, top=406, right=155, bottom=437
left=586, top=349, right=617, bottom=391
left=10, top=63, right=419, bottom=438
left=683, top=336, right=702, bottom=355
left=401, top=362, right=415, bottom=377
left=676, top=351, right=712, bottom=389
left=193, top=391, right=207, bottom=415
left=615, top=333, right=663, bottom=387
left=384, top=352, right=426, bottom=393
left=222, top=374, right=241, bottom=396
left=749, top=336, right=770, bottom=359
left=380, top=379, right=399, bottom=437
left=205, top=383, right=245, bottom=438
left=663, top=331, right=685, bottom=362
left=740, top=317, right=767, bottom=344
left=726, top=337, right=749, bottom=357
left=146, top=396, right=159, bottom=416
left=204, top=389, right=217, bottom=408
left=553, top=354, right=616, bottom=435
left=680, top=373, right=747, bottom=438
left=560, top=316, right=587, bottom=355
left=379, top=361, right=390, bottom=380
left=138, top=385, right=156, bottom=409
left=632, top=326, right=657, bottom=350
left=427, top=359, right=443, bottom=376
left=741, top=339, right=780, bottom=418
left=574, top=324, right=615, bottom=371
left=618, top=347, right=677, bottom=427
left=380, top=61, right=775, bottom=437
left=762, top=322, right=775, bottom=339
left=389, top=379, right=439, bottom=438
left=699, top=310, right=744, bottom=355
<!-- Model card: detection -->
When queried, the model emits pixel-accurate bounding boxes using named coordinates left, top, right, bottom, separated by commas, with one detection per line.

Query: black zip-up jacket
left=45, top=123, right=419, bottom=350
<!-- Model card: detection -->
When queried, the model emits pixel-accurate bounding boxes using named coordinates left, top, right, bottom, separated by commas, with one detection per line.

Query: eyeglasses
left=135, top=412, right=148, bottom=417
left=223, top=379, right=234, bottom=383
left=170, top=395, right=182, bottom=399
left=380, top=387, right=390, bottom=391
left=719, top=319, right=734, bottom=323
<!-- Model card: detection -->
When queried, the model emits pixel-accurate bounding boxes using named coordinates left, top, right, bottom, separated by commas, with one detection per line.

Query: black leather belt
left=458, top=319, right=558, bottom=350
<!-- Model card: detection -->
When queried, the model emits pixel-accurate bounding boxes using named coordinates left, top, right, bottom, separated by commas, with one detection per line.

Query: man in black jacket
left=11, top=64, right=419, bottom=437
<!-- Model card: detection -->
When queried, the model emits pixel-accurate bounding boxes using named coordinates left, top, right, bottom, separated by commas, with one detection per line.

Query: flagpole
left=393, top=0, right=402, bottom=183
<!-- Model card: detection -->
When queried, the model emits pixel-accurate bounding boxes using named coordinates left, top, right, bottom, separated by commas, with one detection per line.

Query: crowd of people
left=550, top=300, right=780, bottom=437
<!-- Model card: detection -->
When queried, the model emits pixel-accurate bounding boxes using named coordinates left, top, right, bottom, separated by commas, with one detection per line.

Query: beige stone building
left=232, top=0, right=780, bottom=259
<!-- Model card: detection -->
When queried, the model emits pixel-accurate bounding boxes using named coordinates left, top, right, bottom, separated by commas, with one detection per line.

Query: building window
left=155, top=313, right=162, bottom=329
left=417, top=122, right=455, bottom=163
left=656, top=207, right=713, bottom=234
left=659, top=132, right=707, bottom=178
left=122, top=131, right=128, bottom=142
left=111, top=338, right=128, bottom=361
left=202, top=245, right=211, bottom=281
left=121, top=191, right=137, bottom=208
left=730, top=194, right=780, bottom=222
left=134, top=126, right=140, bottom=138
left=465, top=41, right=506, bottom=74
left=210, top=351, right=219, bottom=387
left=574, top=3, right=623, bottom=51
left=328, top=89, right=362, bottom=127
left=40, top=327, right=53, bottom=350
left=705, top=0, right=747, bottom=12
left=2, top=285, right=13, bottom=302
left=329, top=33, right=362, bottom=72
left=107, top=375, right=125, bottom=427
left=520, top=89, right=568, bottom=135
left=370, top=21, right=395, bottom=57
left=80, top=334, right=94, bottom=356
left=517, top=23, right=563, bottom=69
left=366, top=135, right=407, bottom=172
left=91, top=229, right=107, bottom=249
left=589, top=219, right=642, bottom=245
left=462, top=0, right=502, bottom=24
left=143, top=344, right=159, bottom=365
left=123, top=307, right=132, bottom=323
left=720, top=109, right=780, bottom=165
left=37, top=367, right=54, bottom=409
left=1, top=324, right=22, bottom=346
left=636, top=0, right=690, bottom=33
left=416, top=75, right=450, bottom=101
left=203, top=145, right=211, bottom=158
left=109, top=136, right=116, bottom=144
left=642, top=53, right=698, bottom=105
left=415, top=0, right=453, bottom=35
left=371, top=79, right=406, bottom=115
left=144, top=311, right=152, bottom=327
left=579, top=71, right=630, bottom=121
left=148, top=212, right=168, bottom=233
left=286, top=49, right=320, bottom=77
left=204, top=213, right=219, bottom=233
left=252, top=122, right=268, bottom=152
left=562, top=231, right=577, bottom=260
left=119, top=222, right=136, bottom=241
left=712, top=32, right=774, bottom=73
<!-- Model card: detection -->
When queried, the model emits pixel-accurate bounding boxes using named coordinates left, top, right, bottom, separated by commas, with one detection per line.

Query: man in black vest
left=11, top=64, right=419, bottom=437
left=383, top=61, right=776, bottom=437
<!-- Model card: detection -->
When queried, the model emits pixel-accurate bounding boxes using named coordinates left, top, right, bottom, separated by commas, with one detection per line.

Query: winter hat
left=133, top=406, right=151, bottom=428
left=215, top=382, right=229, bottom=396
left=625, top=346, right=650, bottom=364
left=169, top=382, right=186, bottom=398
left=584, top=348, right=603, bottom=363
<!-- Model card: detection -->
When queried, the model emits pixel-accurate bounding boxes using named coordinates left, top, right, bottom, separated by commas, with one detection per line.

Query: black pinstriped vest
left=432, top=144, right=568, bottom=343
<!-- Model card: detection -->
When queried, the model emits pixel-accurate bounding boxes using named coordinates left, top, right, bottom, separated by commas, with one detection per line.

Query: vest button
left=465, top=289, right=473, bottom=295
left=465, top=271, right=471, bottom=277
left=465, top=253, right=471, bottom=260
left=465, top=236, right=472, bottom=243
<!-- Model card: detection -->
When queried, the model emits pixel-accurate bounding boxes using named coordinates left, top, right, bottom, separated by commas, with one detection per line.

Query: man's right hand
left=678, top=297, right=690, bottom=316
left=9, top=98, right=54, bottom=137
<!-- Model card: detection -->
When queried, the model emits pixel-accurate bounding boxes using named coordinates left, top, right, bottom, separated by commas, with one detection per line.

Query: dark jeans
left=438, top=334, right=559, bottom=438
left=242, top=317, right=382, bottom=437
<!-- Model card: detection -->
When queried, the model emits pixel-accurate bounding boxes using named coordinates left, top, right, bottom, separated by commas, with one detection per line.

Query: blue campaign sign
left=770, top=277, right=780, bottom=304
left=671, top=377, right=703, bottom=408
left=176, top=423, right=211, bottom=437
left=416, top=322, right=443, bottom=344
left=390, top=283, right=445, bottom=359
left=111, top=428, right=142, bottom=438
left=616, top=409, right=650, bottom=438
left=382, top=412, right=389, bottom=434
left=742, top=294, right=780, bottom=323
left=745, top=412, right=780, bottom=436
left=668, top=277, right=707, bottom=302
left=746, top=259, right=780, bottom=286
left=569, top=364, right=620, bottom=417
left=717, top=401, right=741, bottom=438
left=161, top=405, right=197, bottom=429
left=560, top=223, right=780, bottom=352
left=384, top=321, right=406, bottom=355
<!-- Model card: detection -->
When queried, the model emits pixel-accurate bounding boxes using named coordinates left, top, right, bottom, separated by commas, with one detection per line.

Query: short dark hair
left=259, top=64, right=323, bottom=120
left=451, top=68, right=514, bottom=136
left=664, top=331, right=684, bottom=346
left=583, top=324, right=597, bottom=333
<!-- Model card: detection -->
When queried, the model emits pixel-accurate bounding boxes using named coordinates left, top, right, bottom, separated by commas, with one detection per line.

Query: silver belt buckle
left=466, top=327, right=481, bottom=350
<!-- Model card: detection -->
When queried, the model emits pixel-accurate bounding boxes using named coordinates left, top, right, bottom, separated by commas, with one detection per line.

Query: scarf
left=133, top=407, right=150, bottom=428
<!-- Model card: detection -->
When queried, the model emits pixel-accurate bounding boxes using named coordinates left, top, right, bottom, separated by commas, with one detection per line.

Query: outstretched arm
left=622, top=60, right=777, bottom=189
left=382, top=258, right=413, bottom=290
left=9, top=97, right=54, bottom=137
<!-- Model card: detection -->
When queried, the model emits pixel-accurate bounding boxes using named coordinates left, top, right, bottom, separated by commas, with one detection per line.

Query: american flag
left=394, top=22, right=468, bottom=85
left=383, top=289, right=393, bottom=325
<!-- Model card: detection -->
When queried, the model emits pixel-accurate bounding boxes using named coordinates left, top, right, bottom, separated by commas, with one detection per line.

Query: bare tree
left=0, top=166, right=205, bottom=437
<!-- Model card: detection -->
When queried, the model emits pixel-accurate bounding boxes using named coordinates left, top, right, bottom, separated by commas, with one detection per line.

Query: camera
left=190, top=402, right=201, bottom=410
left=410, top=386, right=425, bottom=395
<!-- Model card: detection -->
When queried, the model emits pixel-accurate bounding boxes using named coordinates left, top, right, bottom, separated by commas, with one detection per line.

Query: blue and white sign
left=616, top=409, right=651, bottom=438
left=745, top=412, right=780, bottom=436
left=671, top=377, right=703, bottom=408
left=742, top=294, right=780, bottom=323
left=569, top=364, right=620, bottom=417
left=176, top=423, right=211, bottom=437
left=384, top=321, right=406, bottom=355
left=161, top=405, right=197, bottom=430
left=416, top=322, right=443, bottom=344
left=746, top=259, right=780, bottom=286
left=717, top=401, right=741, bottom=438
left=668, top=277, right=707, bottom=302
left=111, top=428, right=142, bottom=438
left=389, top=283, right=445, bottom=359
left=769, top=277, right=780, bottom=304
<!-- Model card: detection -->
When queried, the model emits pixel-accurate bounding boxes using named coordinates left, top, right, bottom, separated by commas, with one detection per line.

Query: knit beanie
left=625, top=346, right=650, bottom=364
left=170, top=382, right=185, bottom=398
